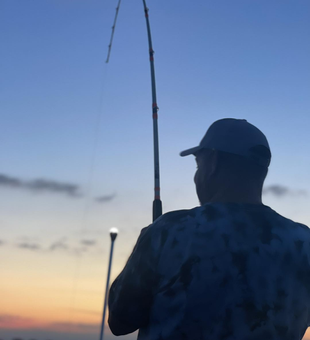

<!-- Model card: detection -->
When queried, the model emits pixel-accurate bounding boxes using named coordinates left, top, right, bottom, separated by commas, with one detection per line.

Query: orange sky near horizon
left=2, top=237, right=310, bottom=340
left=0, top=241, right=129, bottom=336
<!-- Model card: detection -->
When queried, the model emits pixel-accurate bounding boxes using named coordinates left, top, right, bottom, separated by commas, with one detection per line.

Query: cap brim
left=179, top=146, right=201, bottom=157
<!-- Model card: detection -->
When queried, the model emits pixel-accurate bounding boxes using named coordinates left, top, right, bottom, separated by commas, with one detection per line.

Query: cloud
left=95, top=193, right=116, bottom=203
left=49, top=239, right=68, bottom=251
left=0, top=314, right=40, bottom=329
left=50, top=321, right=99, bottom=334
left=80, top=239, right=97, bottom=247
left=0, top=314, right=137, bottom=340
left=17, top=242, right=41, bottom=251
left=73, top=308, right=101, bottom=316
left=49, top=239, right=86, bottom=255
left=13, top=237, right=98, bottom=256
left=263, top=185, right=307, bottom=198
left=0, top=239, right=5, bottom=246
left=49, top=238, right=87, bottom=255
left=0, top=174, right=118, bottom=203
left=0, top=173, right=81, bottom=198
left=0, top=174, right=22, bottom=187
left=26, top=179, right=80, bottom=197
left=48, top=238, right=93, bottom=256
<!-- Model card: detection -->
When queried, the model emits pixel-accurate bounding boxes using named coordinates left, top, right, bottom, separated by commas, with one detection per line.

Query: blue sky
left=1, top=0, right=310, bottom=339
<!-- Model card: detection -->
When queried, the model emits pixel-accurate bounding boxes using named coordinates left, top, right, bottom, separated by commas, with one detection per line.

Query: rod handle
left=153, top=199, right=162, bottom=222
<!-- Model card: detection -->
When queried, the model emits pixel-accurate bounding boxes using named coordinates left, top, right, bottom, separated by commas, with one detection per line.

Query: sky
left=1, top=0, right=310, bottom=339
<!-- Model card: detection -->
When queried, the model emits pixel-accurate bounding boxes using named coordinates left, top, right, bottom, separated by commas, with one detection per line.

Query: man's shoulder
left=268, top=207, right=310, bottom=234
left=255, top=207, right=310, bottom=252
left=283, top=218, right=310, bottom=240
left=150, top=207, right=199, bottom=229
left=160, top=207, right=200, bottom=221
left=149, top=204, right=224, bottom=232
left=147, top=203, right=310, bottom=238
left=150, top=203, right=252, bottom=230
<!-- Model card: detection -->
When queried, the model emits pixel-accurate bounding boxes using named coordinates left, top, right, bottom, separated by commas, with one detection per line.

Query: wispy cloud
left=73, top=308, right=101, bottom=316
left=49, top=238, right=96, bottom=255
left=49, top=238, right=68, bottom=251
left=0, top=174, right=118, bottom=204
left=0, top=314, right=40, bottom=329
left=49, top=321, right=99, bottom=334
left=0, top=174, right=21, bottom=188
left=0, top=314, right=98, bottom=333
left=17, top=242, right=41, bottom=251
left=27, top=179, right=81, bottom=197
left=13, top=237, right=99, bottom=256
left=0, top=174, right=81, bottom=198
left=263, top=184, right=307, bottom=198
left=95, top=193, right=116, bottom=203
left=80, top=239, right=97, bottom=247
left=0, top=239, right=4, bottom=246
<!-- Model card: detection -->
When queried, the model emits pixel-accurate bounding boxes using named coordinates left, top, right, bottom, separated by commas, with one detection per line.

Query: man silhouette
left=109, top=118, right=310, bottom=340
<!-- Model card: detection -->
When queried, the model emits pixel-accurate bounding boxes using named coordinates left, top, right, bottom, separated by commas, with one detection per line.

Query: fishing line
left=68, top=46, right=111, bottom=332
left=70, top=0, right=164, bottom=335
left=68, top=0, right=124, bottom=330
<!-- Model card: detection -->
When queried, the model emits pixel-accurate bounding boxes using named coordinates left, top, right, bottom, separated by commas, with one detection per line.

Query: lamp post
left=99, top=228, right=118, bottom=340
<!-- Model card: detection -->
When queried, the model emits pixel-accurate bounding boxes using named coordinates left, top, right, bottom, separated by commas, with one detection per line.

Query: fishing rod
left=99, top=3, right=163, bottom=339
left=106, top=0, right=163, bottom=222
left=106, top=0, right=121, bottom=63
left=142, top=0, right=162, bottom=222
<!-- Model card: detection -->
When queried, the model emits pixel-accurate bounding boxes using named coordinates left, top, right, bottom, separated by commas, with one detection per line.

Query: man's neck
left=202, top=190, right=263, bottom=205
left=206, top=197, right=262, bottom=205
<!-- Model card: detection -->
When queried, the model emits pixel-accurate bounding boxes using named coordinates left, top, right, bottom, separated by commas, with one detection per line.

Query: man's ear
left=210, top=150, right=219, bottom=176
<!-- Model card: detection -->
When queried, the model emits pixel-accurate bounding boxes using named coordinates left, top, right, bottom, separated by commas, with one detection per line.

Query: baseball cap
left=180, top=118, right=271, bottom=167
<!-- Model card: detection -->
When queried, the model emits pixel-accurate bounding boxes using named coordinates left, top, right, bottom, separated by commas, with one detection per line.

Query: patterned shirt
left=108, top=203, right=310, bottom=340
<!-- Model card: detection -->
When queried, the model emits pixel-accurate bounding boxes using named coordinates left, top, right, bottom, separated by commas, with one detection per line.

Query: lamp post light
left=99, top=228, right=118, bottom=340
